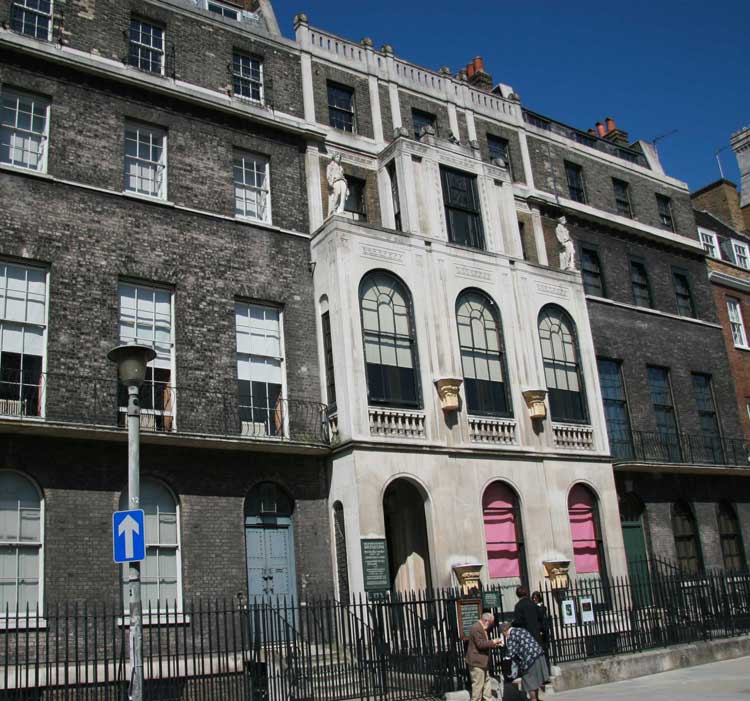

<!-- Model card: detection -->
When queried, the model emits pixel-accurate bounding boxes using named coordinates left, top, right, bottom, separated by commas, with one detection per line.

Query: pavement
left=550, top=656, right=750, bottom=699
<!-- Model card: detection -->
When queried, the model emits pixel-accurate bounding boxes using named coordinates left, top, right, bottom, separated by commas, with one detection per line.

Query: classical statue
left=326, top=152, right=349, bottom=217
left=555, top=216, right=576, bottom=272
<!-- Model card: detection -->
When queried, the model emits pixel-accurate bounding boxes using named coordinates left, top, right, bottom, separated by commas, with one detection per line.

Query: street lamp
left=108, top=344, right=155, bottom=701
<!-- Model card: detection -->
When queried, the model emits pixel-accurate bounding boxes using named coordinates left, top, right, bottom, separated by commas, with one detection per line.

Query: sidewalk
left=551, top=656, right=750, bottom=700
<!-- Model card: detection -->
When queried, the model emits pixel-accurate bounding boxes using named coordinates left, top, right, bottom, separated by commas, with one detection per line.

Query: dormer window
left=200, top=0, right=241, bottom=20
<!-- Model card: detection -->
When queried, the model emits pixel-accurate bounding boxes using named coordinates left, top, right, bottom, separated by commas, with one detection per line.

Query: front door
left=245, top=524, right=297, bottom=604
left=622, top=518, right=651, bottom=607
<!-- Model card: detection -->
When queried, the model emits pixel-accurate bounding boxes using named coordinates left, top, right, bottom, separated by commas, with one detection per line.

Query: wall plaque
left=361, top=538, right=390, bottom=592
left=457, top=598, right=482, bottom=640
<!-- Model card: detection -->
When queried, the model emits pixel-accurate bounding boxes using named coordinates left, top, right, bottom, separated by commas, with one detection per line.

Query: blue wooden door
left=245, top=525, right=296, bottom=604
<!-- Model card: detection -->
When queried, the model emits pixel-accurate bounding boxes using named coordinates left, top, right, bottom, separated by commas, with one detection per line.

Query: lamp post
left=108, top=344, right=156, bottom=701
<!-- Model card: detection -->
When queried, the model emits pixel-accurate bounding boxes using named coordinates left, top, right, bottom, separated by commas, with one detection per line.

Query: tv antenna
left=651, top=129, right=678, bottom=154
left=714, top=145, right=728, bottom=179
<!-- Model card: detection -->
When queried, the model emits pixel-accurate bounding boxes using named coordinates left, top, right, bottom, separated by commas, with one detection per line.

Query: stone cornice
left=709, top=270, right=750, bottom=294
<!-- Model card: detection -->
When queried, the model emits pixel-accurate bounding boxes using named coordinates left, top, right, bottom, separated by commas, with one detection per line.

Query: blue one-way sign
left=113, top=509, right=145, bottom=563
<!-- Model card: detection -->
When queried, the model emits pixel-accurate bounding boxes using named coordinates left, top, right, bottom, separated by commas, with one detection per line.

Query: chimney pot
left=595, top=122, right=606, bottom=137
left=605, top=117, right=616, bottom=133
left=588, top=128, right=596, bottom=136
left=467, top=62, right=476, bottom=77
left=473, top=56, right=485, bottom=72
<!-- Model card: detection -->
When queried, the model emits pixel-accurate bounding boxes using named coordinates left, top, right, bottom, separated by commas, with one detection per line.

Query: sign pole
left=127, top=384, right=143, bottom=701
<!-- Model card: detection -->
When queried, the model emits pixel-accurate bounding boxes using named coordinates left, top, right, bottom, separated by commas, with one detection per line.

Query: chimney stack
left=466, top=55, right=493, bottom=92
left=595, top=122, right=606, bottom=137
left=602, top=116, right=630, bottom=146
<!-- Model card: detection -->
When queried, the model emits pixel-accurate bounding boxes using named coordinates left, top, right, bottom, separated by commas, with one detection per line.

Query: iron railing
left=612, top=429, right=750, bottom=467
left=1, top=587, right=511, bottom=701
left=540, top=566, right=750, bottom=664
left=3, top=569, right=750, bottom=699
left=522, top=109, right=650, bottom=168
left=0, top=371, right=330, bottom=445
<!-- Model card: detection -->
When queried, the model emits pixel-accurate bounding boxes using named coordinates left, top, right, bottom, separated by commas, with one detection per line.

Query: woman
left=499, top=621, right=550, bottom=700
left=531, top=591, right=550, bottom=649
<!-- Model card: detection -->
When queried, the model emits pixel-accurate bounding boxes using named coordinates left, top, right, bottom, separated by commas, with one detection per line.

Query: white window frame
left=235, top=302, right=288, bottom=439
left=233, top=150, right=271, bottom=224
left=123, top=122, right=167, bottom=201
left=1, top=88, right=50, bottom=174
left=0, top=261, right=49, bottom=420
left=128, top=18, right=165, bottom=75
left=727, top=298, right=749, bottom=349
left=0, top=470, right=45, bottom=623
left=119, top=479, right=183, bottom=615
left=232, top=52, right=264, bottom=104
left=698, top=228, right=719, bottom=260
left=203, top=0, right=241, bottom=20
left=117, top=282, right=176, bottom=430
left=11, top=0, right=53, bottom=41
left=732, top=239, right=750, bottom=270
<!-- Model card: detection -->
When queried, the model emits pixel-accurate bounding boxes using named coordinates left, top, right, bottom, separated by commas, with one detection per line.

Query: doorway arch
left=244, top=482, right=297, bottom=604
left=383, top=478, right=432, bottom=591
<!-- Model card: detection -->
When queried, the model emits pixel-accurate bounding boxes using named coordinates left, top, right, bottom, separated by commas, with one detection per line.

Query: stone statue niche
left=555, top=216, right=577, bottom=272
left=326, top=152, right=349, bottom=218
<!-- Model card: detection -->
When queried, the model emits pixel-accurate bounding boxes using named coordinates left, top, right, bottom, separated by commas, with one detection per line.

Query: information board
left=579, top=595, right=595, bottom=623
left=457, top=598, right=482, bottom=640
left=481, top=591, right=502, bottom=610
left=361, top=538, right=390, bottom=592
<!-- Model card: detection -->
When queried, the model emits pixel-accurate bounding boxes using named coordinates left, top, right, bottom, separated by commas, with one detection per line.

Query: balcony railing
left=0, top=371, right=330, bottom=446
left=612, top=429, right=750, bottom=467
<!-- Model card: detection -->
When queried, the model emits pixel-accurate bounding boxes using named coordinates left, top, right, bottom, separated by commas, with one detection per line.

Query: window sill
left=733, top=344, right=750, bottom=353
left=122, top=191, right=175, bottom=207
left=0, top=617, right=47, bottom=630
left=235, top=214, right=272, bottom=226
left=0, top=162, right=51, bottom=179
left=117, top=613, right=190, bottom=627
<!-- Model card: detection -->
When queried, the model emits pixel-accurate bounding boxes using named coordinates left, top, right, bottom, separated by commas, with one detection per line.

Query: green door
left=623, top=518, right=651, bottom=607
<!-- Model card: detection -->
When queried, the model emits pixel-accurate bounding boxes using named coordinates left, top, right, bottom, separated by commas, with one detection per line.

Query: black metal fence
left=0, top=371, right=330, bottom=445
left=3, top=570, right=750, bottom=700
left=612, top=429, right=750, bottom=467
left=540, top=567, right=750, bottom=664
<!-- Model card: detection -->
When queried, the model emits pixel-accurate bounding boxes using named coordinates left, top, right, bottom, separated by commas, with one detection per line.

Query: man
left=512, top=586, right=542, bottom=644
left=465, top=612, right=502, bottom=701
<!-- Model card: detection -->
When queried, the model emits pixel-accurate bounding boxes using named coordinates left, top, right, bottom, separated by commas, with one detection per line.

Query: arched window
left=245, top=482, right=294, bottom=518
left=482, top=482, right=526, bottom=582
left=568, top=484, right=605, bottom=576
left=671, top=501, right=703, bottom=575
left=717, top=502, right=746, bottom=573
left=120, top=479, right=181, bottom=610
left=0, top=471, right=42, bottom=614
left=538, top=305, right=587, bottom=423
left=360, top=271, right=420, bottom=407
left=457, top=290, right=512, bottom=417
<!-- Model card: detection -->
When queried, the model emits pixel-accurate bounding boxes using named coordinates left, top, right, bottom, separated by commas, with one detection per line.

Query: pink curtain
left=483, top=483, right=521, bottom=578
left=568, top=484, right=601, bottom=574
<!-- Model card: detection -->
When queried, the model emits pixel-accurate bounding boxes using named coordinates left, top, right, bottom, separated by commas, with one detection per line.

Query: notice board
left=361, top=538, right=390, bottom=592
left=457, top=598, right=482, bottom=640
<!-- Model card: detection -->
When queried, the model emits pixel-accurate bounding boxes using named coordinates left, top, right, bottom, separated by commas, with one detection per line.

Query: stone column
left=305, top=145, right=324, bottom=231
left=294, top=14, right=316, bottom=123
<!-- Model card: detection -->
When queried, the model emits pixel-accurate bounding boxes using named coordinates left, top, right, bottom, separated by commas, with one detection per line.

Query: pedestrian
left=465, top=612, right=503, bottom=701
left=512, top=585, right=542, bottom=644
left=531, top=591, right=550, bottom=650
left=499, top=621, right=550, bottom=701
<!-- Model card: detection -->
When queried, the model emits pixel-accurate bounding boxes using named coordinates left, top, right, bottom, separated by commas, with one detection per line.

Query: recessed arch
left=482, top=481, right=527, bottom=586
left=568, top=483, right=607, bottom=578
left=671, top=501, right=704, bottom=575
left=717, top=501, right=746, bottom=573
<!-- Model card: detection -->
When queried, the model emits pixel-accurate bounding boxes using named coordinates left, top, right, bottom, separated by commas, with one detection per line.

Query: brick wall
left=692, top=180, right=747, bottom=233
left=711, top=278, right=750, bottom=439
left=474, top=117, right=526, bottom=184
left=616, top=472, right=750, bottom=572
left=527, top=137, right=696, bottom=237
left=2, top=434, right=333, bottom=602
left=311, top=61, right=374, bottom=139
left=397, top=90, right=450, bottom=141
left=0, top=56, right=309, bottom=233
left=21, top=0, right=304, bottom=117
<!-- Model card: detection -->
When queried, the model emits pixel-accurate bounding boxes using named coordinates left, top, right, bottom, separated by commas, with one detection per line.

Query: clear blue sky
left=271, top=0, right=749, bottom=192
